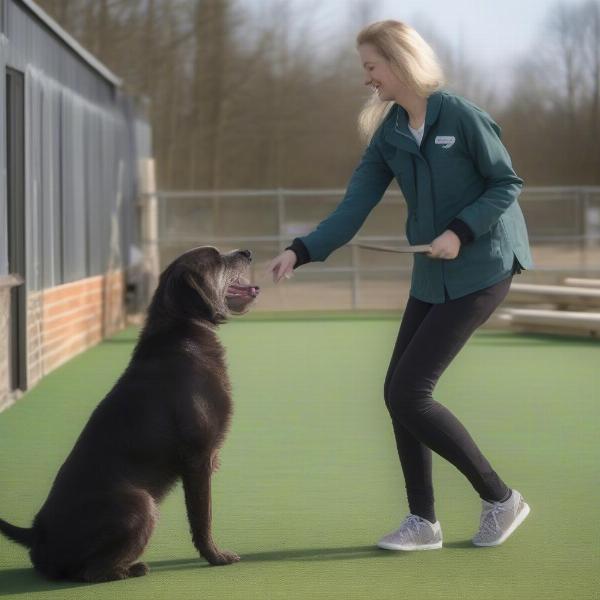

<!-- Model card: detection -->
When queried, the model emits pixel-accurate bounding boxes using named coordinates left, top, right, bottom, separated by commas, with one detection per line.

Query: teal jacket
left=290, top=90, right=533, bottom=303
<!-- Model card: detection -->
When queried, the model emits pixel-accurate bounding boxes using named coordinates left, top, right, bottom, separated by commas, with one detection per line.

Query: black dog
left=0, top=247, right=260, bottom=582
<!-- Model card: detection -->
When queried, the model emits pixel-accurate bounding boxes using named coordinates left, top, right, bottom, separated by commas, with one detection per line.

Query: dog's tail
left=0, top=517, right=34, bottom=548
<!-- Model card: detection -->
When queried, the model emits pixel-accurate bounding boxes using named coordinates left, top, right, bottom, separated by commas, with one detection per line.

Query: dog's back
left=0, top=247, right=257, bottom=581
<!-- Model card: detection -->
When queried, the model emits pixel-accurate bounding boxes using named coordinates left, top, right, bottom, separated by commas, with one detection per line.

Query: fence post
left=277, top=188, right=285, bottom=254
left=584, top=189, right=600, bottom=249
left=213, top=191, right=221, bottom=243
left=351, top=243, right=360, bottom=310
left=138, top=159, right=160, bottom=309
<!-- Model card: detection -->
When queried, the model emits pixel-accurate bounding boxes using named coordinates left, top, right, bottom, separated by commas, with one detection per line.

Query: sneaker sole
left=377, top=540, right=443, bottom=551
left=472, top=502, right=531, bottom=547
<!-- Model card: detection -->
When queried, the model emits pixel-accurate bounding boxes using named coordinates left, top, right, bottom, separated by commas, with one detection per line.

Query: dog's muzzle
left=226, top=275, right=260, bottom=299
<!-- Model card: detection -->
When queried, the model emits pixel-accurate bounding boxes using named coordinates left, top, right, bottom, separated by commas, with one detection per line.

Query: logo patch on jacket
left=435, top=136, right=455, bottom=149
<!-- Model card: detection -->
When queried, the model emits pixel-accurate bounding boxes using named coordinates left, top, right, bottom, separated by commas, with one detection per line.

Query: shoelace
left=400, top=515, right=427, bottom=542
left=479, top=502, right=511, bottom=536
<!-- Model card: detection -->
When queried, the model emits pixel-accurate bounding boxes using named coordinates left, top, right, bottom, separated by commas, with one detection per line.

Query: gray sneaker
left=472, top=489, right=531, bottom=547
left=377, top=514, right=443, bottom=551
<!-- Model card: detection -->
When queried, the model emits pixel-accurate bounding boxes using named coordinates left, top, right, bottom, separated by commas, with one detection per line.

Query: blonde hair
left=356, top=20, right=445, bottom=143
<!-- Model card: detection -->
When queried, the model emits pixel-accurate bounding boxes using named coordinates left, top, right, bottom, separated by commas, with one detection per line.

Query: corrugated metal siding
left=0, top=0, right=150, bottom=292
left=0, top=37, right=9, bottom=277
left=6, top=1, right=114, bottom=106
left=26, top=68, right=134, bottom=289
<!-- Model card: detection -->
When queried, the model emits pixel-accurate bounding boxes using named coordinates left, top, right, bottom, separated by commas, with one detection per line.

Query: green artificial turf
left=0, top=319, right=599, bottom=599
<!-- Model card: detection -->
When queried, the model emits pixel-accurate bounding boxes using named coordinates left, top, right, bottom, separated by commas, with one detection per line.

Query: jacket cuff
left=285, top=238, right=311, bottom=268
left=447, top=219, right=475, bottom=246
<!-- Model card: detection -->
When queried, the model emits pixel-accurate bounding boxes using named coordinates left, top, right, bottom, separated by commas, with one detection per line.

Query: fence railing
left=137, top=187, right=600, bottom=310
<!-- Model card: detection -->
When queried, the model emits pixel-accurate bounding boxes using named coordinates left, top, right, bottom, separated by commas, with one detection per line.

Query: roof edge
left=17, top=0, right=123, bottom=88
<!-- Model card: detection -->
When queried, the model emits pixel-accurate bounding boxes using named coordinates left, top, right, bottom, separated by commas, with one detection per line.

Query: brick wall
left=26, top=271, right=125, bottom=388
left=0, top=285, right=11, bottom=412
left=0, top=271, right=126, bottom=412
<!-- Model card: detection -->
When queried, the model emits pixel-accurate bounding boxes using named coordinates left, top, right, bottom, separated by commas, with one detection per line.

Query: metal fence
left=139, top=187, right=600, bottom=310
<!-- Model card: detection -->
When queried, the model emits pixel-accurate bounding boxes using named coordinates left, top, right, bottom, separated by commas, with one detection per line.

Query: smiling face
left=358, top=43, right=405, bottom=102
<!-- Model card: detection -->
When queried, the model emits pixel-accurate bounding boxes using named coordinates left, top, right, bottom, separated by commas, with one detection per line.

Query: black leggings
left=384, top=275, right=513, bottom=523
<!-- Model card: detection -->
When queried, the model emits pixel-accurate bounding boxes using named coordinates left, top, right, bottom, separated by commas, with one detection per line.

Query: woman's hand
left=426, top=230, right=461, bottom=260
left=266, top=250, right=297, bottom=283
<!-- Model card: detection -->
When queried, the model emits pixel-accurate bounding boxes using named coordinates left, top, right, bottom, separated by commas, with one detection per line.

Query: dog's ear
left=152, top=258, right=230, bottom=325
left=183, top=271, right=229, bottom=325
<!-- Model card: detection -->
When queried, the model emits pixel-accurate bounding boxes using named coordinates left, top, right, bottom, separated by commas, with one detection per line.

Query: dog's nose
left=238, top=249, right=252, bottom=260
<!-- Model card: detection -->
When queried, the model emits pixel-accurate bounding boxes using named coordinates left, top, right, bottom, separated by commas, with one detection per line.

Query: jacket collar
left=383, top=90, right=444, bottom=155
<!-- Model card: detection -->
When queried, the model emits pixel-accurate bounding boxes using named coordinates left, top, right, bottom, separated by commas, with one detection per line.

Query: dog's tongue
left=227, top=282, right=260, bottom=298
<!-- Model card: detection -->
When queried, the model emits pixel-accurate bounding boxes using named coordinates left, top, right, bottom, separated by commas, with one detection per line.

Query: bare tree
left=504, top=0, right=600, bottom=184
left=581, top=0, right=600, bottom=137
left=547, top=3, right=586, bottom=128
left=34, top=0, right=600, bottom=189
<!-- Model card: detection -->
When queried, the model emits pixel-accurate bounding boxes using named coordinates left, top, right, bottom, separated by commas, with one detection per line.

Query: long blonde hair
left=356, top=20, right=445, bottom=144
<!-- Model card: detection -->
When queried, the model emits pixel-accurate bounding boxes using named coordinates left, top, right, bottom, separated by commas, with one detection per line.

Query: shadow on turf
left=0, top=542, right=482, bottom=592
left=147, top=542, right=482, bottom=573
left=0, top=568, right=89, bottom=596
left=442, top=540, right=479, bottom=549
left=149, top=544, right=426, bottom=571
left=0, top=549, right=399, bottom=594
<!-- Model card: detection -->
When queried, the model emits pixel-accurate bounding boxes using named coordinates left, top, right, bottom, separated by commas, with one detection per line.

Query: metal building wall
left=0, top=0, right=145, bottom=292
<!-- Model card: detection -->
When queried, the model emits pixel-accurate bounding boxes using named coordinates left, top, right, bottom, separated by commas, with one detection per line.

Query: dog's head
left=152, top=246, right=260, bottom=325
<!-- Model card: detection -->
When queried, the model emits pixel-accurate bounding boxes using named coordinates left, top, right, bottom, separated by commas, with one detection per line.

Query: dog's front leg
left=181, top=459, right=240, bottom=566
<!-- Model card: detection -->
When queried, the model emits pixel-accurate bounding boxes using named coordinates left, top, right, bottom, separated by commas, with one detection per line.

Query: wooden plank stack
left=499, top=278, right=600, bottom=338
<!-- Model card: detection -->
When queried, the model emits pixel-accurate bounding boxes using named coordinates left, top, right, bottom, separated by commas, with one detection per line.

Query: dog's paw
left=207, top=550, right=240, bottom=566
left=128, top=562, right=149, bottom=577
left=210, top=452, right=221, bottom=472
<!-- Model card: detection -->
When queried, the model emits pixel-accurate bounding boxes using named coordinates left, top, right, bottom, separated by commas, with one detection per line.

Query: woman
left=266, top=20, right=532, bottom=551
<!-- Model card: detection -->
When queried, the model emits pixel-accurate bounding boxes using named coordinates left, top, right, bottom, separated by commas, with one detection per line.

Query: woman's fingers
left=266, top=251, right=296, bottom=283
left=426, top=247, right=438, bottom=259
left=278, top=264, right=288, bottom=282
left=269, top=259, right=291, bottom=283
left=279, top=264, right=293, bottom=281
left=265, top=259, right=280, bottom=282
left=427, top=240, right=455, bottom=260
left=428, top=231, right=460, bottom=260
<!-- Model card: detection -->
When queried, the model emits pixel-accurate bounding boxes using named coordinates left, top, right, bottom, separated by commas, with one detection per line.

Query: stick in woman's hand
left=353, top=243, right=433, bottom=254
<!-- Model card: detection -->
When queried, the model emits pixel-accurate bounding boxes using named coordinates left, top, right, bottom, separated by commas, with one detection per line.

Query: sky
left=245, top=0, right=587, bottom=96
left=376, top=0, right=562, bottom=90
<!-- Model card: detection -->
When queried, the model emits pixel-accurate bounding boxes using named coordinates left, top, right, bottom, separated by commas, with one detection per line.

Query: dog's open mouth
left=226, top=275, right=260, bottom=300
